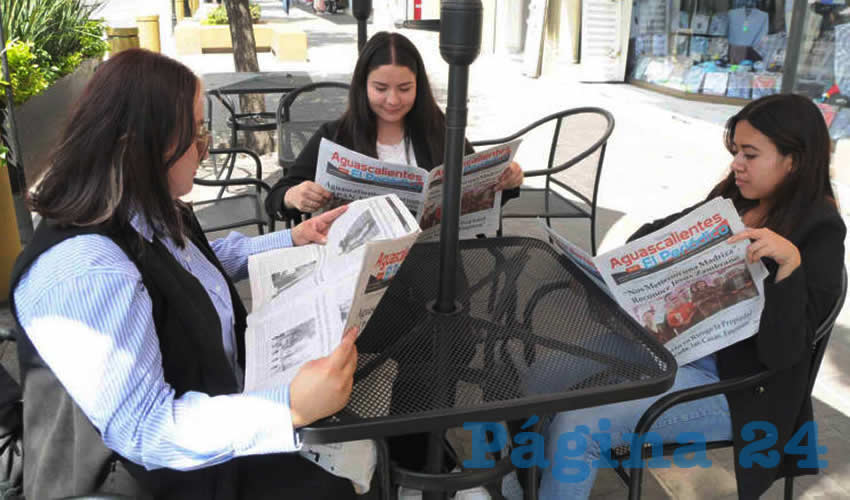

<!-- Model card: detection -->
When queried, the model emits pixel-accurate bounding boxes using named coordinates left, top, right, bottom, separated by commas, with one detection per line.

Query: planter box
left=13, top=58, right=100, bottom=186
left=175, top=22, right=307, bottom=61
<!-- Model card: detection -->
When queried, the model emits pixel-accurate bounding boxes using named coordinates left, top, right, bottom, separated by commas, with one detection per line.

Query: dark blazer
left=629, top=198, right=846, bottom=499
left=266, top=119, right=520, bottom=220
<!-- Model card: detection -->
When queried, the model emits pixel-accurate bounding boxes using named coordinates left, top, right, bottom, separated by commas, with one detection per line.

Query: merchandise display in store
left=831, top=108, right=850, bottom=139
left=728, top=71, right=754, bottom=98
left=709, top=12, right=729, bottom=36
left=676, top=33, right=691, bottom=54
left=702, top=71, right=730, bottom=95
left=629, top=0, right=788, bottom=100
left=692, top=12, right=711, bottom=34
left=818, top=102, right=838, bottom=126
left=628, top=0, right=848, bottom=145
left=752, top=72, right=781, bottom=98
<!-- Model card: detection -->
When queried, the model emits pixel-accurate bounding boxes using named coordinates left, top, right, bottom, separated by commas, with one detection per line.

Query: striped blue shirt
left=14, top=215, right=301, bottom=471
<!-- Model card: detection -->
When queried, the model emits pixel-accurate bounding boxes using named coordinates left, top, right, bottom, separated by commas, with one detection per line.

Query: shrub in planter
left=202, top=4, right=262, bottom=25
left=0, top=0, right=108, bottom=105
left=3, top=41, right=50, bottom=105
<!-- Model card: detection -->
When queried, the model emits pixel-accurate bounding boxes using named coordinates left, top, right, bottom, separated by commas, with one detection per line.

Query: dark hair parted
left=707, top=93, right=835, bottom=238
left=336, top=31, right=446, bottom=164
left=28, top=48, right=200, bottom=245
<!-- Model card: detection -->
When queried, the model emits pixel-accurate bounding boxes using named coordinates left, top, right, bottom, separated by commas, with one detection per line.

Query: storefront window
left=791, top=1, right=850, bottom=141
left=628, top=0, right=792, bottom=99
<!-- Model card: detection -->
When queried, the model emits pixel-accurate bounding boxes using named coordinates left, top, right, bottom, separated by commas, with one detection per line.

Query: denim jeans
left=536, top=355, right=732, bottom=499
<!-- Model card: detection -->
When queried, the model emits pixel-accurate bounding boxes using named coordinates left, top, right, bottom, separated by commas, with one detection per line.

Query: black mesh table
left=201, top=72, right=313, bottom=138
left=200, top=72, right=313, bottom=191
left=300, top=237, right=676, bottom=444
left=202, top=71, right=312, bottom=95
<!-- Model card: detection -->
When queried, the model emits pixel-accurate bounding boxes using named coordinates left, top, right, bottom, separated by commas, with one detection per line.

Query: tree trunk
left=224, top=0, right=273, bottom=154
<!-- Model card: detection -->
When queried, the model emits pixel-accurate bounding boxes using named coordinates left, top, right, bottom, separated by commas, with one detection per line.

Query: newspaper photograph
left=546, top=198, right=769, bottom=366
left=314, top=138, right=522, bottom=240
left=418, top=139, right=522, bottom=241
left=244, top=290, right=342, bottom=392
left=243, top=194, right=421, bottom=392
left=593, top=197, right=769, bottom=365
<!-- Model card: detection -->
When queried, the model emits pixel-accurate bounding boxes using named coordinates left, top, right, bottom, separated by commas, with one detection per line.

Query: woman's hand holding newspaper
left=493, top=161, right=524, bottom=191
left=286, top=180, right=333, bottom=213
left=290, top=326, right=359, bottom=428
left=727, top=228, right=800, bottom=283
left=292, top=205, right=348, bottom=246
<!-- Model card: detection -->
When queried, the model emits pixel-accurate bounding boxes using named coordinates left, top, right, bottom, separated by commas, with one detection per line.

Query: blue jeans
left=535, top=355, right=732, bottom=499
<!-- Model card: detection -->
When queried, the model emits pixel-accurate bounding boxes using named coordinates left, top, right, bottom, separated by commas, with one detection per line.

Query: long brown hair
left=707, top=94, right=834, bottom=237
left=337, top=31, right=446, bottom=164
left=28, top=48, right=199, bottom=245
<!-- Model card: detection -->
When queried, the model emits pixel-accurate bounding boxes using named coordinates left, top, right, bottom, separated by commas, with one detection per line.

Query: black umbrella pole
left=352, top=0, right=371, bottom=53
left=358, top=22, right=368, bottom=53
left=435, top=64, right=469, bottom=314
left=435, top=0, right=482, bottom=314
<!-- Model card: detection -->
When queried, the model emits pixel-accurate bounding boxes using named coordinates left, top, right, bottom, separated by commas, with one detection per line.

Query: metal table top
left=201, top=71, right=312, bottom=95
left=300, top=237, right=676, bottom=444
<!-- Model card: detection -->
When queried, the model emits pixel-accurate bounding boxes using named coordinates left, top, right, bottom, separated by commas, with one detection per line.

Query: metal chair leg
left=524, top=416, right=545, bottom=500
left=590, top=213, right=597, bottom=256
left=376, top=438, right=395, bottom=500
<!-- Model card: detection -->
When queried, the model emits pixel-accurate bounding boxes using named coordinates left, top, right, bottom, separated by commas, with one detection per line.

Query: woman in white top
left=266, top=31, right=524, bottom=220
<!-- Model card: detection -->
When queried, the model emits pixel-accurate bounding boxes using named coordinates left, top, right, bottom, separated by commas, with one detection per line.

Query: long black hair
left=337, top=31, right=446, bottom=164
left=28, top=49, right=199, bottom=245
left=707, top=94, right=834, bottom=237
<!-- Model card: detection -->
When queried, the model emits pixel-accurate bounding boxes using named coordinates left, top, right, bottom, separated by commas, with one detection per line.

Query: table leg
left=423, top=431, right=448, bottom=500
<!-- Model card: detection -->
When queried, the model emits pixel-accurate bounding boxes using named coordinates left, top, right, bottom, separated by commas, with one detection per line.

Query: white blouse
left=376, top=138, right=418, bottom=167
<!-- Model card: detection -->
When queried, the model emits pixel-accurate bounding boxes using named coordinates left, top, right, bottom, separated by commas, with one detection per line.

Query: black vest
left=9, top=209, right=248, bottom=499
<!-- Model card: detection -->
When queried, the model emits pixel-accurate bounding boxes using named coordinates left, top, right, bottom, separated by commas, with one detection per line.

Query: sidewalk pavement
left=2, top=1, right=850, bottom=497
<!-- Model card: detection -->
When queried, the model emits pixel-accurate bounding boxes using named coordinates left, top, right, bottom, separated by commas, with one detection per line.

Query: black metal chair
left=471, top=108, right=615, bottom=255
left=276, top=81, right=350, bottom=172
left=610, top=267, right=848, bottom=500
left=192, top=147, right=275, bottom=235
left=272, top=81, right=350, bottom=228
left=208, top=89, right=278, bottom=199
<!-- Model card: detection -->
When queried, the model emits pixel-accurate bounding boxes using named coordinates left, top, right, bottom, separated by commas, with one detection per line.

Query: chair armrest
left=193, top=177, right=271, bottom=193
left=57, top=496, right=133, bottom=500
left=208, top=147, right=264, bottom=180
left=209, top=89, right=235, bottom=115
left=631, top=369, right=777, bottom=438
left=0, top=328, right=16, bottom=342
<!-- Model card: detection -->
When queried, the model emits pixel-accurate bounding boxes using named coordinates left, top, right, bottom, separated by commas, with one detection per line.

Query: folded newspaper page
left=539, top=220, right=610, bottom=296
left=244, top=194, right=420, bottom=392
left=298, top=440, right=376, bottom=494
left=314, top=138, right=521, bottom=240
left=544, top=198, right=769, bottom=366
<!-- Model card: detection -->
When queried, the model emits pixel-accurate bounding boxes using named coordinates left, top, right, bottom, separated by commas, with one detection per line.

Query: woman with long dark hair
left=266, top=31, right=523, bottom=219
left=537, top=94, right=845, bottom=499
left=9, top=49, right=358, bottom=499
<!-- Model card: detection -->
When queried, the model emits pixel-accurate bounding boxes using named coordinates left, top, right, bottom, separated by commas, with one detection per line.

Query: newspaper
left=244, top=193, right=420, bottom=392
left=315, top=137, right=522, bottom=240
left=544, top=198, right=769, bottom=366
left=540, top=221, right=610, bottom=295
left=244, top=194, right=420, bottom=494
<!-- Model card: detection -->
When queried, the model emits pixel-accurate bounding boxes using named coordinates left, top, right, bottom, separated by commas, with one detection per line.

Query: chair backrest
left=472, top=107, right=614, bottom=207
left=807, top=267, right=847, bottom=395
left=276, top=81, right=350, bottom=169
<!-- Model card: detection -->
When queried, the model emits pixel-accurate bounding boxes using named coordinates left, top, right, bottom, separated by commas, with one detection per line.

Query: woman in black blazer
left=266, top=31, right=522, bottom=221
left=538, top=94, right=845, bottom=499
